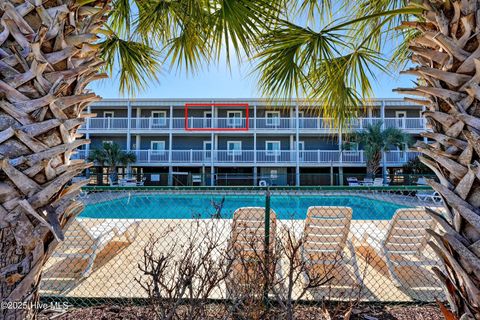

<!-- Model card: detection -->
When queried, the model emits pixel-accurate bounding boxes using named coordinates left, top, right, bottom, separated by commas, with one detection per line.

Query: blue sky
left=90, top=56, right=415, bottom=99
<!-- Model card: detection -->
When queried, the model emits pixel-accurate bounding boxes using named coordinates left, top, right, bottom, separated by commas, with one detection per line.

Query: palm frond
left=255, top=6, right=423, bottom=127
left=100, top=33, right=162, bottom=95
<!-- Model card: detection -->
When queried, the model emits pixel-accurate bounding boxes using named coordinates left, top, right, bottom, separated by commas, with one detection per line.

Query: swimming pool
left=80, top=194, right=407, bottom=220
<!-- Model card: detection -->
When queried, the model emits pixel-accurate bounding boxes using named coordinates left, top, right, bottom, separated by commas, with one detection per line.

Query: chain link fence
left=40, top=186, right=446, bottom=318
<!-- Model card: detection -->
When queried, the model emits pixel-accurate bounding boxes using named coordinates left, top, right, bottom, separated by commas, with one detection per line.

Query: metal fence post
left=263, top=188, right=271, bottom=309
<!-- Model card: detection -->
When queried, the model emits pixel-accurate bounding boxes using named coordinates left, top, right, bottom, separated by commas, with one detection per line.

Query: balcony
left=81, top=117, right=427, bottom=133
left=73, top=149, right=419, bottom=166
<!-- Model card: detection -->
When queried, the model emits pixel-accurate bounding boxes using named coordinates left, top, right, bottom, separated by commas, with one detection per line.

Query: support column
left=338, top=129, right=343, bottom=185
left=85, top=105, right=91, bottom=178
left=295, top=104, right=300, bottom=186
left=422, top=106, right=428, bottom=143
left=126, top=101, right=132, bottom=177
left=137, top=107, right=142, bottom=129
left=338, top=167, right=344, bottom=186
left=253, top=104, right=257, bottom=186
left=210, top=132, right=215, bottom=186
left=381, top=100, right=387, bottom=182
left=168, top=105, right=173, bottom=186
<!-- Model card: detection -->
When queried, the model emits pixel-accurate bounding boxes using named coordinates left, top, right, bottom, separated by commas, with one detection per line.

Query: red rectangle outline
left=184, top=103, right=250, bottom=131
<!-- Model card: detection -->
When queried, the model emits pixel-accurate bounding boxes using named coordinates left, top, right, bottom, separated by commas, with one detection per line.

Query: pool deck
left=41, top=217, right=444, bottom=303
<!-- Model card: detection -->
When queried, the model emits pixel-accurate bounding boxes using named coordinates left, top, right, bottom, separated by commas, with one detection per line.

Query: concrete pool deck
left=40, top=217, right=445, bottom=303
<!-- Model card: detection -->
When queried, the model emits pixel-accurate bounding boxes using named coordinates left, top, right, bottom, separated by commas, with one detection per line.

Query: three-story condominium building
left=76, top=98, right=427, bottom=186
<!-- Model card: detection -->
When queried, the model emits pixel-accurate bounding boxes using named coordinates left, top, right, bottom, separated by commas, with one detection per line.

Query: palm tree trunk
left=0, top=1, right=106, bottom=318
left=109, top=165, right=118, bottom=185
left=366, top=151, right=381, bottom=178
left=396, top=1, right=480, bottom=318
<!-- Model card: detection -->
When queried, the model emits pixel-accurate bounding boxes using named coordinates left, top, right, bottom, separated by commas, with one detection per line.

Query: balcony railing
left=81, top=117, right=426, bottom=132
left=73, top=149, right=420, bottom=165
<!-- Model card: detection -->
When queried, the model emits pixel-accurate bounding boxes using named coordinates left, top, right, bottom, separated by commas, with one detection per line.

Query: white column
left=381, top=100, right=387, bottom=182
left=168, top=105, right=174, bottom=186
left=136, top=135, right=141, bottom=151
left=136, top=107, right=142, bottom=129
left=126, top=101, right=132, bottom=177
left=295, top=104, right=300, bottom=186
left=253, top=104, right=257, bottom=186
left=380, top=100, right=385, bottom=129
left=422, top=105, right=428, bottom=143
left=210, top=103, right=216, bottom=186
left=126, top=101, right=132, bottom=151
left=210, top=132, right=215, bottom=186
left=85, top=105, right=91, bottom=178
left=338, top=129, right=343, bottom=166
left=86, top=106, right=91, bottom=153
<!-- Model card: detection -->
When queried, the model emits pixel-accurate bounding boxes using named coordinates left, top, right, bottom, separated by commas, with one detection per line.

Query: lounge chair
left=363, top=208, right=437, bottom=287
left=416, top=191, right=442, bottom=203
left=373, top=178, right=385, bottom=186
left=362, top=178, right=374, bottom=186
left=302, top=206, right=363, bottom=285
left=228, top=207, right=277, bottom=291
left=53, top=219, right=140, bottom=277
left=346, top=177, right=359, bottom=186
left=416, top=177, right=428, bottom=185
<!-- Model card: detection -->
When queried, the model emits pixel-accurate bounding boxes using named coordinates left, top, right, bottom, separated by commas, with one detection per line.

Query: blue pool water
left=80, top=194, right=407, bottom=220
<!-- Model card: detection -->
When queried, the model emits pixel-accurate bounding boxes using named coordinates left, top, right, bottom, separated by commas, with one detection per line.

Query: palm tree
left=255, top=1, right=480, bottom=318
left=0, top=0, right=283, bottom=318
left=346, top=123, right=411, bottom=178
left=88, top=143, right=136, bottom=185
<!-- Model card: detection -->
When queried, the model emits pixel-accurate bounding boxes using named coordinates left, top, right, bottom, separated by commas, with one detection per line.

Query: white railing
left=384, top=118, right=425, bottom=130
left=77, top=149, right=420, bottom=164
left=256, top=118, right=294, bottom=130
left=384, top=151, right=420, bottom=163
left=89, top=117, right=129, bottom=130
left=134, top=150, right=169, bottom=162
left=82, top=117, right=427, bottom=131
left=300, top=150, right=340, bottom=163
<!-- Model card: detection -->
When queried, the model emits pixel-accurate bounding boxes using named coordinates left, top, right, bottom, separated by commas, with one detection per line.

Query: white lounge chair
left=227, top=207, right=277, bottom=291
left=416, top=191, right=442, bottom=203
left=373, top=178, right=385, bottom=186
left=363, top=208, right=437, bottom=287
left=53, top=219, right=140, bottom=277
left=362, top=178, right=374, bottom=186
left=302, top=207, right=363, bottom=285
left=346, top=177, right=359, bottom=186
left=416, top=177, right=428, bottom=185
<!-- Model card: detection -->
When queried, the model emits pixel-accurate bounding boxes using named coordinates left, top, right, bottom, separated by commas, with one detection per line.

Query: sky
left=89, top=55, right=416, bottom=100
left=89, top=3, right=417, bottom=100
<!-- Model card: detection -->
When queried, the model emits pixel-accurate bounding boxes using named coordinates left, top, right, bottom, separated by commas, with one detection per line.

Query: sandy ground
left=40, top=217, right=444, bottom=303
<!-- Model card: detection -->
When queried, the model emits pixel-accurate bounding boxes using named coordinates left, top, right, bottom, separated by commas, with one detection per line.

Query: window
left=266, top=111, right=280, bottom=126
left=227, top=141, right=242, bottom=155
left=102, top=140, right=113, bottom=145
left=395, top=111, right=407, bottom=118
left=204, top=111, right=212, bottom=118
left=266, top=141, right=281, bottom=155
left=395, top=111, right=407, bottom=128
left=203, top=141, right=212, bottom=160
left=151, top=111, right=167, bottom=127
left=298, top=141, right=305, bottom=159
left=203, top=111, right=212, bottom=128
left=270, top=169, right=278, bottom=179
left=151, top=141, right=165, bottom=154
left=103, top=111, right=114, bottom=118
left=227, top=111, right=242, bottom=127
